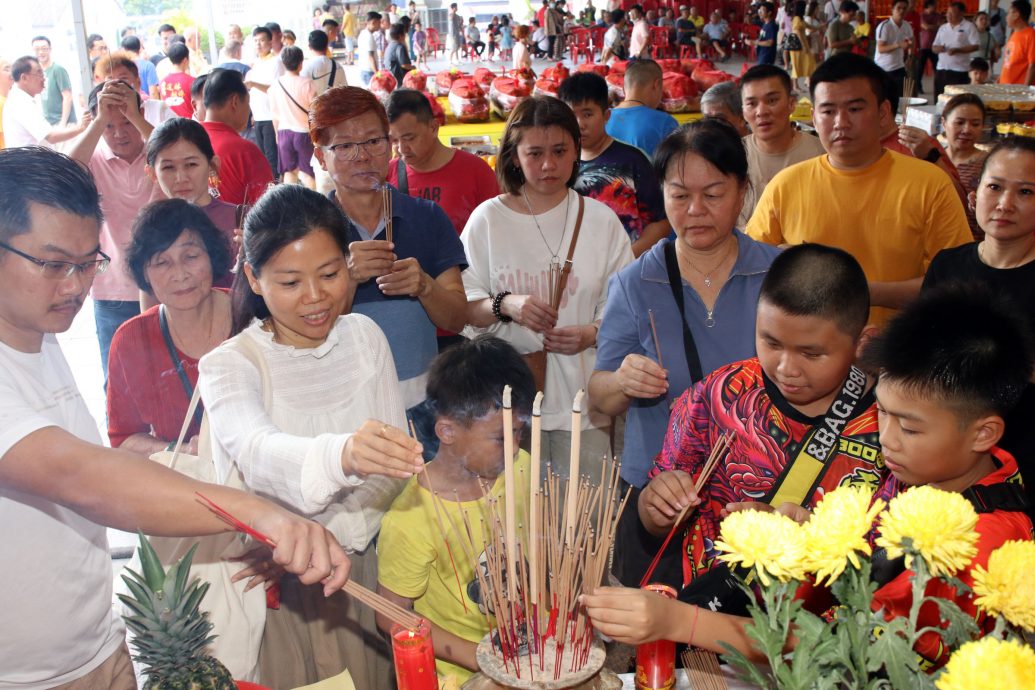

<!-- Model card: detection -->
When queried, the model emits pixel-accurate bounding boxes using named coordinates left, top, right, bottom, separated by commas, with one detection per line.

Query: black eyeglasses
left=0, top=240, right=111, bottom=280
left=322, top=136, right=391, bottom=162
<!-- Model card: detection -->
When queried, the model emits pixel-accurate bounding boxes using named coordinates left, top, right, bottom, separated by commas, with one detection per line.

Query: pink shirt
left=268, top=73, right=314, bottom=133
left=89, top=141, right=164, bottom=301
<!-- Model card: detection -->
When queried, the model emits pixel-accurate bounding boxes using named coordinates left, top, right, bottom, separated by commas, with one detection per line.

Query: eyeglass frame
left=321, top=135, right=391, bottom=162
left=0, top=240, right=111, bottom=279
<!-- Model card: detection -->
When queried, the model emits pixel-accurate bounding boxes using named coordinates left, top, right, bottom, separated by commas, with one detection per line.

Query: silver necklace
left=522, top=187, right=570, bottom=262
left=681, top=235, right=736, bottom=288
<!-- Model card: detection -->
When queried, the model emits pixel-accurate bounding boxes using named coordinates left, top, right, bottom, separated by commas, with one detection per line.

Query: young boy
left=376, top=336, right=536, bottom=685
left=969, top=56, right=991, bottom=84
left=616, top=244, right=882, bottom=589
left=584, top=283, right=1033, bottom=669
left=557, top=71, right=670, bottom=257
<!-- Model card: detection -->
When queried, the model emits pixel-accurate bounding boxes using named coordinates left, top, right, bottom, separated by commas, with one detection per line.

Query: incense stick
left=648, top=309, right=664, bottom=369
left=383, top=185, right=394, bottom=244
left=564, top=390, right=584, bottom=546
left=502, top=385, right=519, bottom=603
left=529, top=392, right=544, bottom=605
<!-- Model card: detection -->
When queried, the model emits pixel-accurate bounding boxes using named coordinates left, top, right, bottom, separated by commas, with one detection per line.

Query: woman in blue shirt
left=589, top=118, right=780, bottom=488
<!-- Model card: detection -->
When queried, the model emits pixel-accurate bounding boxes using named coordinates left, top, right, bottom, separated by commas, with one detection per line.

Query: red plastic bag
left=609, top=60, right=630, bottom=76
left=533, top=77, right=560, bottom=98
left=681, top=58, right=714, bottom=76
left=474, top=67, right=496, bottom=91
left=448, top=78, right=490, bottom=123
left=657, top=59, right=682, bottom=74
left=542, top=62, right=570, bottom=82
left=508, top=67, right=537, bottom=93
left=369, top=70, right=397, bottom=103
left=402, top=70, right=428, bottom=91
left=692, top=67, right=734, bottom=92
left=661, top=72, right=698, bottom=113
left=435, top=67, right=468, bottom=96
left=489, top=76, right=530, bottom=118
left=605, top=72, right=625, bottom=103
left=422, top=91, right=446, bottom=125
left=575, top=62, right=609, bottom=77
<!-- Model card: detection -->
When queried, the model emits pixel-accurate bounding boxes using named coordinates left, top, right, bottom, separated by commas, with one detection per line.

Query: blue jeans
left=94, top=299, right=140, bottom=381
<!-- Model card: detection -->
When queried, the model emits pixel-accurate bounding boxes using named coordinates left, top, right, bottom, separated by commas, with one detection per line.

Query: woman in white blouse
left=198, top=184, right=423, bottom=689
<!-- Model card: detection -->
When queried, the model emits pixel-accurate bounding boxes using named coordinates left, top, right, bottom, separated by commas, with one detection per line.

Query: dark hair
left=167, top=42, right=190, bottom=65
left=740, top=63, right=793, bottom=94
left=158, top=23, right=176, bottom=35
left=170, top=33, right=186, bottom=45
left=232, top=185, right=352, bottom=334
left=87, top=33, right=105, bottom=50
left=942, top=92, right=985, bottom=120
left=426, top=335, right=536, bottom=425
left=653, top=118, right=749, bottom=186
left=283, top=30, right=297, bottom=43
left=11, top=56, right=39, bottom=82
left=146, top=117, right=216, bottom=167
left=126, top=199, right=232, bottom=293
left=389, top=22, right=407, bottom=40
left=280, top=45, right=304, bottom=71
left=323, top=18, right=340, bottom=29
left=840, top=0, right=859, bottom=13
left=970, top=56, right=991, bottom=72
left=611, top=8, right=626, bottom=23
left=309, top=29, right=330, bottom=52
left=949, top=1, right=966, bottom=11
left=204, top=68, right=248, bottom=108
left=252, top=26, right=273, bottom=41
left=191, top=73, right=209, bottom=101
left=121, top=35, right=142, bottom=52
left=759, top=243, right=870, bottom=337
left=30, top=35, right=51, bottom=46
left=88, top=80, right=141, bottom=116
left=793, top=1, right=806, bottom=18
left=266, top=21, right=282, bottom=33
left=862, top=284, right=1033, bottom=421
left=496, top=96, right=581, bottom=194
left=810, top=52, right=887, bottom=104
left=1013, top=0, right=1033, bottom=22
left=386, top=88, right=436, bottom=123
left=980, top=134, right=1035, bottom=178
left=557, top=72, right=610, bottom=112
left=367, top=11, right=383, bottom=22
left=0, top=147, right=103, bottom=243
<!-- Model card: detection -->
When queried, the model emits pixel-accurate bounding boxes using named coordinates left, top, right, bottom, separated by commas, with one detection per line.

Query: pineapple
left=118, top=532, right=236, bottom=690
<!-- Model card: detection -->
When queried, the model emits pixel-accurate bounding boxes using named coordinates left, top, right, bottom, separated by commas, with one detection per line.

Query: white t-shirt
left=358, top=29, right=378, bottom=70
left=245, top=53, right=283, bottom=121
left=0, top=335, right=124, bottom=689
left=738, top=131, right=827, bottom=227
left=199, top=315, right=406, bottom=551
left=301, top=55, right=348, bottom=95
left=933, top=19, right=980, bottom=72
left=875, top=17, right=914, bottom=71
left=2, top=85, right=51, bottom=148
left=460, top=190, right=634, bottom=431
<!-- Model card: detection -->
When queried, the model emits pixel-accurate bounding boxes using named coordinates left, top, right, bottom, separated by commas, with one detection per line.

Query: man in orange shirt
left=999, top=0, right=1035, bottom=84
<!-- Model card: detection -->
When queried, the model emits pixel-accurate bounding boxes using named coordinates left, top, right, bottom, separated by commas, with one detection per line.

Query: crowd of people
left=2, top=2, right=1035, bottom=689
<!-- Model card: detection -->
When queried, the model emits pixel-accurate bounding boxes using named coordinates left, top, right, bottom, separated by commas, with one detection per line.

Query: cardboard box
left=905, top=105, right=942, bottom=136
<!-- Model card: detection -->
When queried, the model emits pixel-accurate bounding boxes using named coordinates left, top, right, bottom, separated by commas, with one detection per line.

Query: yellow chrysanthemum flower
left=972, top=540, right=1035, bottom=631
left=714, top=509, right=807, bottom=586
left=875, top=486, right=979, bottom=578
left=935, top=637, right=1035, bottom=690
left=802, top=485, right=885, bottom=585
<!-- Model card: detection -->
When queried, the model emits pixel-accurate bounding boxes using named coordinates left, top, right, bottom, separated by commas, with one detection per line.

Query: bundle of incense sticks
left=194, top=493, right=422, bottom=630
left=418, top=388, right=630, bottom=682
left=382, top=184, right=394, bottom=243
left=682, top=649, right=728, bottom=690
left=638, top=432, right=734, bottom=587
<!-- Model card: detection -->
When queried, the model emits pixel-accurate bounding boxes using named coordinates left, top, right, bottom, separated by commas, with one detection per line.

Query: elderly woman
left=588, top=119, right=781, bottom=489
left=106, top=198, right=233, bottom=454
left=461, top=95, right=634, bottom=478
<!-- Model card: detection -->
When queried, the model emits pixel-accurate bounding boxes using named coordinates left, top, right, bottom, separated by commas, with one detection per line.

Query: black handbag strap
left=396, top=157, right=409, bottom=195
left=277, top=78, right=309, bottom=116
left=159, top=305, right=203, bottom=427
left=662, top=241, right=704, bottom=383
left=329, top=58, right=338, bottom=88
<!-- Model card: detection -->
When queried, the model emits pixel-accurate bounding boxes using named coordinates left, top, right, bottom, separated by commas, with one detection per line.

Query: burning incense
left=564, top=390, right=584, bottom=546
left=648, top=309, right=664, bottom=369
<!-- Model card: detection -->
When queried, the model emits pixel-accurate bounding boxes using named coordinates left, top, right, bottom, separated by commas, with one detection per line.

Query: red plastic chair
left=426, top=27, right=443, bottom=57
left=590, top=26, right=608, bottom=58
left=570, top=27, right=593, bottom=63
left=649, top=25, right=674, bottom=59
left=732, top=22, right=759, bottom=59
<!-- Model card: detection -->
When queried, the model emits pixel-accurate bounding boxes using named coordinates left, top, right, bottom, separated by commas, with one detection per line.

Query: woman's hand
left=543, top=324, right=595, bottom=355
left=580, top=586, right=682, bottom=645
left=616, top=354, right=669, bottom=399
left=230, top=545, right=285, bottom=591
left=501, top=294, right=558, bottom=333
left=638, top=470, right=700, bottom=536
left=347, top=240, right=396, bottom=282
left=342, top=420, right=424, bottom=479
left=898, top=125, right=934, bottom=159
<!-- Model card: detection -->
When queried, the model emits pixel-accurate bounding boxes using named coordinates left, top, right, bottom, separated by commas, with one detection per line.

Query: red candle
left=391, top=620, right=438, bottom=690
left=634, top=584, right=677, bottom=690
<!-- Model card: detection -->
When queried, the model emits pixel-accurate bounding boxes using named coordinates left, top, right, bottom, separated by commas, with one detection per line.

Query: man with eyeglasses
left=0, top=146, right=352, bottom=690
left=2, top=56, right=85, bottom=148
left=69, top=80, right=162, bottom=380
left=310, top=86, right=467, bottom=454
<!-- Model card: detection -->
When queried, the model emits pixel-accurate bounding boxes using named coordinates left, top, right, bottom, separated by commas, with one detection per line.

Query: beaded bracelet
left=491, top=291, right=513, bottom=323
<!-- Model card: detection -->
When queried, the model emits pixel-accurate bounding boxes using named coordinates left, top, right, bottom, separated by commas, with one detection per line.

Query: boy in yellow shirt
left=377, top=336, right=535, bottom=685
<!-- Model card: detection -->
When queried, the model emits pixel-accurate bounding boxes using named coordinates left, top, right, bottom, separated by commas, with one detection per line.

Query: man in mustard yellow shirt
left=746, top=53, right=971, bottom=326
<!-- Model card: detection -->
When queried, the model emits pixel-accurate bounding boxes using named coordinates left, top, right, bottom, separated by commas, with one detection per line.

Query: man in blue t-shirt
left=604, top=59, right=679, bottom=157
left=559, top=71, right=670, bottom=257
left=751, top=2, right=779, bottom=65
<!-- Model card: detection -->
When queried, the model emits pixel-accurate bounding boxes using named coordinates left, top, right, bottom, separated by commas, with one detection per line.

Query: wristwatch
left=924, top=147, right=941, bottom=164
